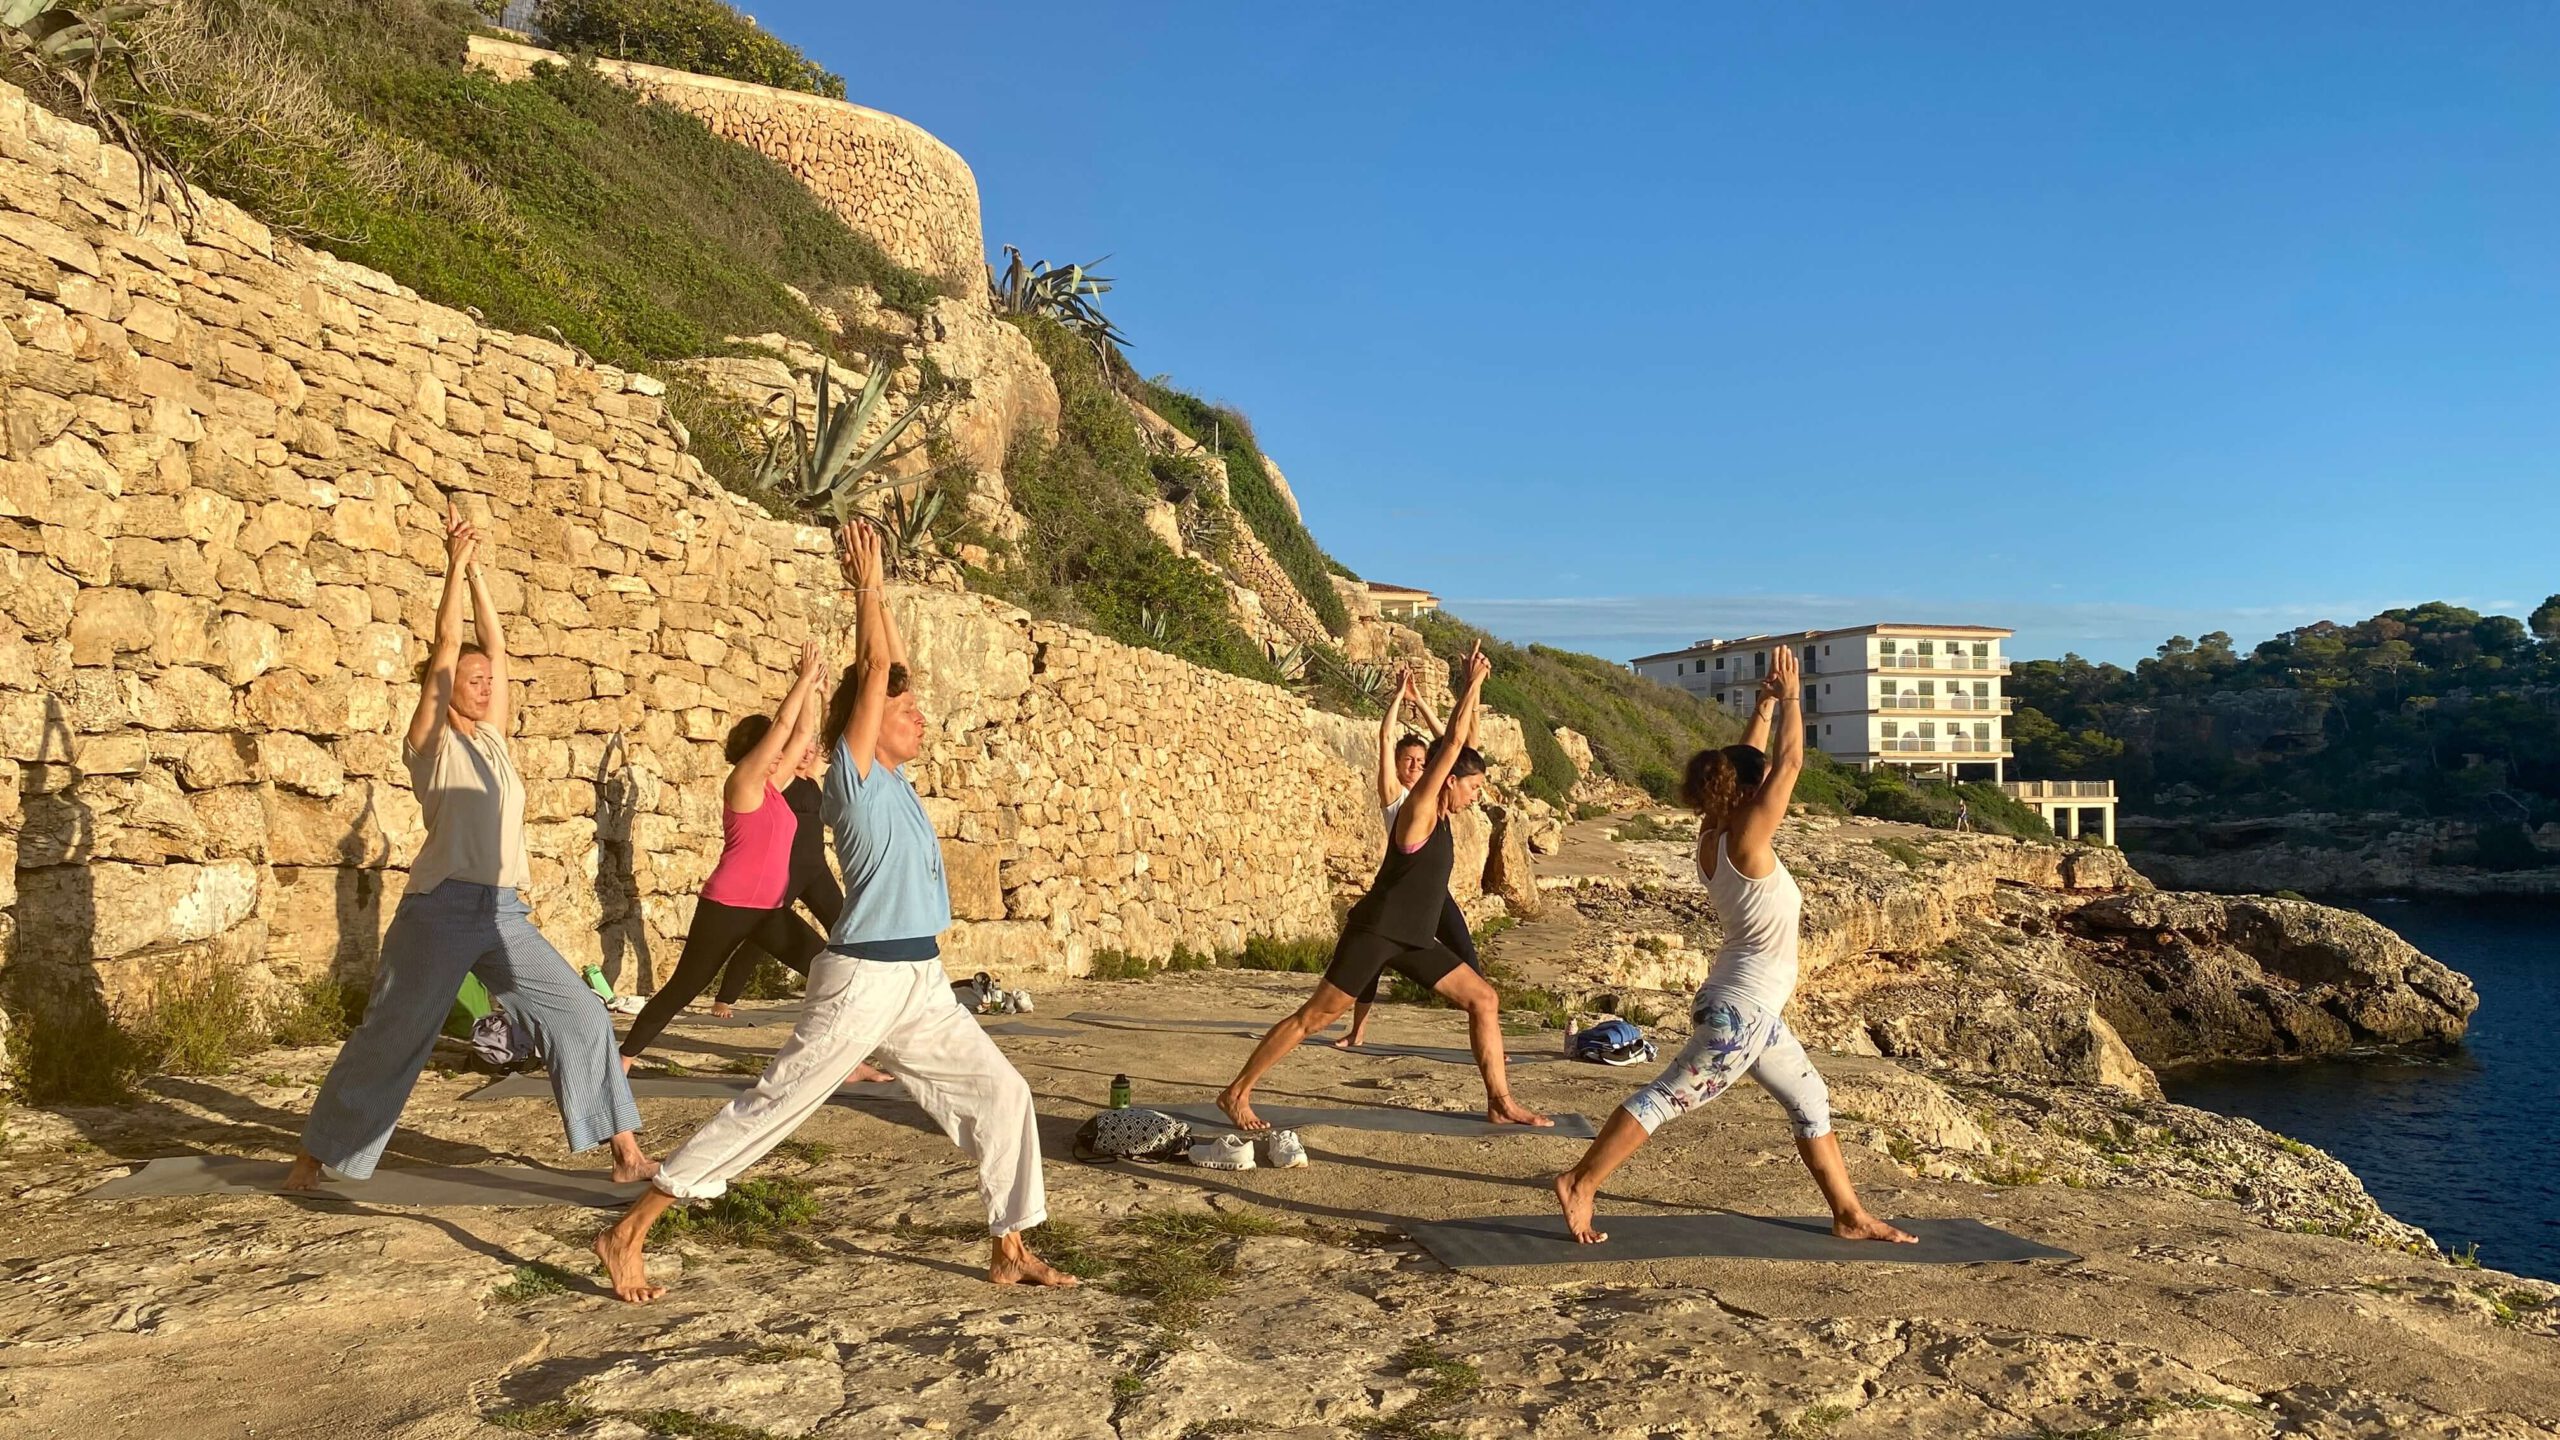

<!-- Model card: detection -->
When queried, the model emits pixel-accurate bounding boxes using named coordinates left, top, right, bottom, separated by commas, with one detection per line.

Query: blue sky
left=756, top=2, right=2557, bottom=666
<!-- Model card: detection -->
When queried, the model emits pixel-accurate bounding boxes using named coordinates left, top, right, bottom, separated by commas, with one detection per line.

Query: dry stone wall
left=465, top=37, right=983, bottom=290
left=0, top=82, right=1448, bottom=1044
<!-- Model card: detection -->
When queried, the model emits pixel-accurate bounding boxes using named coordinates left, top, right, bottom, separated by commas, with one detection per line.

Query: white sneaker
left=1257, top=1129, right=1308, bottom=1169
left=1188, top=1133, right=1257, bottom=1171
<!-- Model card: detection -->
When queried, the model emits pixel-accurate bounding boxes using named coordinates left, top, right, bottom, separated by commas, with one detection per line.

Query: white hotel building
left=1628, top=623, right=2118, bottom=843
left=1630, top=624, right=2016, bottom=781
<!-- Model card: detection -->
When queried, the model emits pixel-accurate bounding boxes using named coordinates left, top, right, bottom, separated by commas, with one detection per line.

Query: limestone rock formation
left=2054, top=889, right=2480, bottom=1064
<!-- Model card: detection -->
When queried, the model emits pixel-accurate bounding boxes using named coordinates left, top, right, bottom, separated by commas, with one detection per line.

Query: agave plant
left=877, top=482, right=945, bottom=577
left=1137, top=606, right=1171, bottom=645
left=750, top=354, right=936, bottom=519
left=988, top=245, right=1129, bottom=353
left=2, top=0, right=188, bottom=225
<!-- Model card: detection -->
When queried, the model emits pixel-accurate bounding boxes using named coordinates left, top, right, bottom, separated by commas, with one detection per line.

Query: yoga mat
left=1066, top=1013, right=1563, bottom=1065
left=983, top=1020, right=1085, bottom=1038
left=1406, top=1213, right=2077, bottom=1268
left=661, top=1009, right=780, bottom=1029
left=1159, top=1101, right=1598, bottom=1140
left=80, top=1155, right=644, bottom=1208
left=466, top=1073, right=906, bottom=1104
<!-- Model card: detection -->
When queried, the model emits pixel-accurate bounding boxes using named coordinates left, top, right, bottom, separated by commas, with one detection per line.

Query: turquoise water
left=2160, top=901, right=2560, bottom=1282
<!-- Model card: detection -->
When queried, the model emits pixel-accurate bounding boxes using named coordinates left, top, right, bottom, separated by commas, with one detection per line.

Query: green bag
left=444, top=973, right=496, bottom=1040
left=580, top=965, right=615, bottom=1003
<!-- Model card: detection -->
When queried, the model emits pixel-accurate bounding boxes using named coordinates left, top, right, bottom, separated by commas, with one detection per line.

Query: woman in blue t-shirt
left=594, top=522, right=1077, bottom=1301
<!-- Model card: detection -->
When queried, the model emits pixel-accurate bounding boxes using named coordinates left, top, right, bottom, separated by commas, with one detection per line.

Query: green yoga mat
left=80, top=1154, right=644, bottom=1208
left=1406, top=1213, right=2078, bottom=1268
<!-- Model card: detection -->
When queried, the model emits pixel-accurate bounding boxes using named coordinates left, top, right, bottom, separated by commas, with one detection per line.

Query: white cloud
left=1438, top=591, right=2471, bottom=666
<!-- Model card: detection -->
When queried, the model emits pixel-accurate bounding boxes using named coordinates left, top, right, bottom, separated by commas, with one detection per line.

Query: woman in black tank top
left=1216, top=643, right=1554, bottom=1133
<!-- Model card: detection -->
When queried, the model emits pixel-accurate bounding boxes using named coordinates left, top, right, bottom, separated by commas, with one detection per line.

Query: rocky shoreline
left=5, top=816, right=2554, bottom=1438
left=2121, top=813, right=2560, bottom=898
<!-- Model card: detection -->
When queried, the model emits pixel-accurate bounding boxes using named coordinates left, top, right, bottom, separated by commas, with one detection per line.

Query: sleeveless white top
left=1698, top=834, right=1803, bottom=1013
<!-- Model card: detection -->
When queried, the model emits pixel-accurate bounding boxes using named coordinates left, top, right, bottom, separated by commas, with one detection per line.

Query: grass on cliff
left=5, top=972, right=364, bottom=1103
left=982, top=316, right=1281, bottom=683
left=1413, top=613, right=1742, bottom=805
left=113, top=0, right=939, bottom=370
left=1136, top=382, right=1353, bottom=638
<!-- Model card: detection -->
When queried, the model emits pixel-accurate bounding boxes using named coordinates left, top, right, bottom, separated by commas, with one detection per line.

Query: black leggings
left=714, top=867, right=844, bottom=1005
left=1352, top=894, right=1479, bottom=1005
left=621, top=881, right=835, bottom=1058
left=1326, top=927, right=1472, bottom=1001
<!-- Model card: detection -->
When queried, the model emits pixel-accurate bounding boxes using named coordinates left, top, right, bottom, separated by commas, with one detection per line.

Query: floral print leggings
left=1622, top=990, right=1833, bottom=1140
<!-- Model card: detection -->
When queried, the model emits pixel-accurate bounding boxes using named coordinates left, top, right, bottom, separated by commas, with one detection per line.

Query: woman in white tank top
left=1555, top=645, right=1915, bottom=1247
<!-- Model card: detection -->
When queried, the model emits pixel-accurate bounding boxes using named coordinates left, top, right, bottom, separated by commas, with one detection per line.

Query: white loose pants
left=651, top=954, right=1048, bottom=1235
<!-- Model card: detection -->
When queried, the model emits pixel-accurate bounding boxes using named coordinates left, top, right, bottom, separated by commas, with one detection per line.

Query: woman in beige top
left=285, top=504, right=651, bottom=1190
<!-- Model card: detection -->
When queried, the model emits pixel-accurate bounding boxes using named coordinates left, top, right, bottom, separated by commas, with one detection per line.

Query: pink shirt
left=700, top=783, right=795, bottom=909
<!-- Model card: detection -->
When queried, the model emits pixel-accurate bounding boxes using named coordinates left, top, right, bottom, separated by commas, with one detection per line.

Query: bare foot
left=1835, top=1212, right=1918, bottom=1244
left=1554, top=1171, right=1607, bottom=1244
left=1488, top=1094, right=1554, bottom=1128
left=1216, top=1082, right=1270, bottom=1133
left=849, top=1061, right=895, bottom=1083
left=592, top=1221, right=666, bottom=1303
left=1329, top=1035, right=1361, bottom=1050
left=989, top=1235, right=1080, bottom=1288
left=609, top=1140, right=659, bottom=1185
left=280, top=1153, right=325, bottom=1192
left=709, top=1003, right=734, bottom=1018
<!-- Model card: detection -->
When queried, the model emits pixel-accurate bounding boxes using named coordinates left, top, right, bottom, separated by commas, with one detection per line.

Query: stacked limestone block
left=465, top=38, right=983, bottom=291
left=0, top=81, right=1480, bottom=1049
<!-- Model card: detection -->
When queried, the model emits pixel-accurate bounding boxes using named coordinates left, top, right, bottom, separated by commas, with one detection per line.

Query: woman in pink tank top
left=621, top=640, right=860, bottom=1065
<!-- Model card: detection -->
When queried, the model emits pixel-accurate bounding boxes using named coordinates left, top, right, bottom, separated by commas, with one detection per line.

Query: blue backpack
left=1570, top=1018, right=1655, bottom=1067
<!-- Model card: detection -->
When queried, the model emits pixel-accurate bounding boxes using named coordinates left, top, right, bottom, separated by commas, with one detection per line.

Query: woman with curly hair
left=1553, top=644, right=1913, bottom=1246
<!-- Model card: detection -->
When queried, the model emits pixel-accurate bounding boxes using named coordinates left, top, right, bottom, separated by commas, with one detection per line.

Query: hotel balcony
left=1870, top=738, right=2014, bottom=756
left=1875, top=654, right=2011, bottom=673
left=1874, top=694, right=2014, bottom=713
left=2000, top=779, right=2117, bottom=801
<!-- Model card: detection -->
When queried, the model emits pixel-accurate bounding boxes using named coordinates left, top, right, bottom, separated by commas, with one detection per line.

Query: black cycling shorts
left=1322, top=928, right=1467, bottom=998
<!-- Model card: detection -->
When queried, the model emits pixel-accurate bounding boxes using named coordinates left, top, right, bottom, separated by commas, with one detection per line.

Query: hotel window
left=1714, top=657, right=1724, bottom=671
left=1975, top=722, right=1991, bottom=740
left=1881, top=721, right=1899, bottom=739
left=1675, top=662, right=1683, bottom=675
left=1805, top=724, right=1817, bottom=749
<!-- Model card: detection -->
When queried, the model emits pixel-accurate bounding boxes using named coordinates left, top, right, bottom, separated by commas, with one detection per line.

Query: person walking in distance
left=594, top=522, right=1076, bottom=1300
left=1336, top=666, right=1486, bottom=1050
left=1218, top=643, right=1551, bottom=1132
left=286, top=503, right=651, bottom=1190
left=1553, top=645, right=1914, bottom=1246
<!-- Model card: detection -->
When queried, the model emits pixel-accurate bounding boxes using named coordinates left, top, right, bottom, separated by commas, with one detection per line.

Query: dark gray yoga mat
left=1066, top=1012, right=1563, bottom=1066
left=81, top=1155, right=644, bottom=1208
left=1160, top=1101, right=1598, bottom=1140
left=1406, top=1213, right=2077, bottom=1268
left=983, top=1020, right=1085, bottom=1038
left=467, top=1073, right=906, bottom=1104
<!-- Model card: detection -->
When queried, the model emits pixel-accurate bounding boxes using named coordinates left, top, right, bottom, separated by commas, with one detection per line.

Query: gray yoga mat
left=1067, top=1012, right=1562, bottom=1066
left=466, top=1073, right=906, bottom=1104
left=1406, top=1213, right=2077, bottom=1268
left=1160, top=1101, right=1599, bottom=1141
left=983, top=1020, right=1085, bottom=1038
left=81, top=1154, right=645, bottom=1208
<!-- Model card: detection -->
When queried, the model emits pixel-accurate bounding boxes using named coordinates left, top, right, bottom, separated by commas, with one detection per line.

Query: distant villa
left=1630, top=623, right=2115, bottom=843
left=1364, top=582, right=1438, bottom=618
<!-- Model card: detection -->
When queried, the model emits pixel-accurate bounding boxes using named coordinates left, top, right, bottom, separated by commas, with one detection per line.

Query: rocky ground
left=4, top=821, right=2555, bottom=1440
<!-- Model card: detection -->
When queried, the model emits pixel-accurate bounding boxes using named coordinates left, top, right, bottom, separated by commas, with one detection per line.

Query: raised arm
left=1740, top=685, right=1777, bottom=753
left=1375, top=666, right=1412, bottom=811
left=835, top=521, right=893, bottom=780
left=405, top=504, right=476, bottom=752
left=725, top=639, right=825, bottom=812
left=464, top=526, right=510, bottom=737
left=1726, top=646, right=1804, bottom=869
left=1393, top=643, right=1489, bottom=852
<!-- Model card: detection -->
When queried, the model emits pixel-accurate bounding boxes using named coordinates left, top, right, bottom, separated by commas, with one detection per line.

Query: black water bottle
left=1108, top=1073, right=1132, bottom=1109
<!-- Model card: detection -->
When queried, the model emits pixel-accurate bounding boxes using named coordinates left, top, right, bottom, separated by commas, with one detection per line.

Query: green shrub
left=1611, top=812, right=1686, bottom=843
left=1414, top=614, right=1740, bottom=807
left=123, top=0, right=936, bottom=372
left=265, top=976, right=363, bottom=1047
left=984, top=319, right=1280, bottom=683
left=1138, top=382, right=1352, bottom=637
left=1855, top=771, right=2053, bottom=840
left=651, top=1177, right=821, bottom=1246
left=6, top=1000, right=151, bottom=1105
left=1236, top=935, right=1331, bottom=973
left=138, top=968, right=267, bottom=1076
left=534, top=0, right=845, bottom=97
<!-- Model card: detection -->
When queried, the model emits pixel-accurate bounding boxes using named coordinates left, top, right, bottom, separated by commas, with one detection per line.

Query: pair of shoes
left=1258, top=1129, right=1308, bottom=1170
